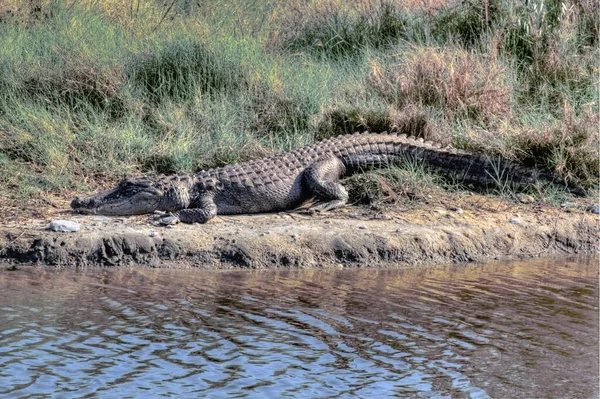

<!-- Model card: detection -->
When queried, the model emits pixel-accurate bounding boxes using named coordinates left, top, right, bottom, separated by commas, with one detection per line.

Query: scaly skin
left=71, top=132, right=578, bottom=223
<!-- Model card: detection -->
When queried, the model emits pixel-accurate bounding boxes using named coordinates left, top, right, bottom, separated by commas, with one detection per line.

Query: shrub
left=316, top=108, right=394, bottom=139
left=431, top=0, right=502, bottom=48
left=368, top=48, right=513, bottom=124
left=129, top=38, right=246, bottom=103
left=249, top=90, right=313, bottom=137
left=316, top=105, right=432, bottom=140
left=461, top=104, right=599, bottom=189
left=21, top=55, right=125, bottom=118
left=271, top=1, right=407, bottom=59
left=573, top=0, right=599, bottom=47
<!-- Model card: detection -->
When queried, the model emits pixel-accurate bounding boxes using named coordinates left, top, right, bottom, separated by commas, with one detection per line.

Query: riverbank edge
left=1, top=195, right=598, bottom=269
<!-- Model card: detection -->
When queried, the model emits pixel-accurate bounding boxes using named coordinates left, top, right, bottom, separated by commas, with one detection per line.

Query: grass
left=0, top=0, right=597, bottom=205
left=345, top=155, right=445, bottom=210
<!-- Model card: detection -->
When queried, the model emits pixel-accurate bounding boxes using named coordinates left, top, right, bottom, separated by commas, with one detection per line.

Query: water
left=0, top=256, right=597, bottom=398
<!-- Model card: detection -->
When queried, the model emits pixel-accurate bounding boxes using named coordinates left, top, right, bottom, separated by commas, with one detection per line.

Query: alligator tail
left=325, top=132, right=585, bottom=195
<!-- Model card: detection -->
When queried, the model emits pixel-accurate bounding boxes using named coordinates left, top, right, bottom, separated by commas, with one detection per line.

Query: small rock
left=349, top=214, right=362, bottom=219
left=448, top=206, right=463, bottom=214
left=509, top=218, right=521, bottom=224
left=149, top=231, right=159, bottom=238
left=357, top=224, right=367, bottom=230
left=587, top=205, right=600, bottom=214
left=324, top=220, right=331, bottom=224
left=48, top=220, right=81, bottom=232
left=373, top=214, right=391, bottom=220
left=259, top=231, right=271, bottom=236
left=561, top=202, right=577, bottom=209
left=435, top=209, right=447, bottom=215
left=518, top=194, right=535, bottom=204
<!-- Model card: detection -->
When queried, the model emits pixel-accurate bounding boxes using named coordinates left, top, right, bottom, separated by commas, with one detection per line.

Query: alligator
left=71, top=132, right=581, bottom=223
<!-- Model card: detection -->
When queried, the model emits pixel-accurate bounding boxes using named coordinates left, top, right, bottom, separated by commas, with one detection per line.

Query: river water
left=0, top=256, right=597, bottom=398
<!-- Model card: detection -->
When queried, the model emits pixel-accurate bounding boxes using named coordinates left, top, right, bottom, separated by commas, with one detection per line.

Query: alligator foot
left=152, top=213, right=180, bottom=226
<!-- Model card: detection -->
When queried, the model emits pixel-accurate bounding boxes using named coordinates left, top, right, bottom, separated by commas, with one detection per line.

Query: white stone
left=48, top=220, right=81, bottom=232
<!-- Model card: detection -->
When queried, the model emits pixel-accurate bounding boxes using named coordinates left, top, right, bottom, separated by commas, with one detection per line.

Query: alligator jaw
left=71, top=179, right=164, bottom=216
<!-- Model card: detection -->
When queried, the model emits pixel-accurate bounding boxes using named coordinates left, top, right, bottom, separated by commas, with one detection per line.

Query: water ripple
left=0, top=256, right=597, bottom=398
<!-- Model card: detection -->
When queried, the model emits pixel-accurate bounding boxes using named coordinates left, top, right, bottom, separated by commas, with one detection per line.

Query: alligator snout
left=71, top=197, right=83, bottom=209
left=71, top=197, right=96, bottom=211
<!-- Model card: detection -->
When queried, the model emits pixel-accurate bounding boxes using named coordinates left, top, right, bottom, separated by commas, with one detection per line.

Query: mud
left=0, top=193, right=597, bottom=269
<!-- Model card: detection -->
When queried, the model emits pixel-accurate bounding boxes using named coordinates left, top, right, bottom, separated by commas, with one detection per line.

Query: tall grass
left=0, top=0, right=597, bottom=202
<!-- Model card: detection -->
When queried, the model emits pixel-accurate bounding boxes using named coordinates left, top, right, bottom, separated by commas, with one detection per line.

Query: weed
left=271, top=1, right=407, bottom=59
left=129, top=38, right=246, bottom=103
left=249, top=90, right=313, bottom=138
left=368, top=48, right=513, bottom=124
left=345, top=154, right=443, bottom=208
left=432, top=0, right=502, bottom=48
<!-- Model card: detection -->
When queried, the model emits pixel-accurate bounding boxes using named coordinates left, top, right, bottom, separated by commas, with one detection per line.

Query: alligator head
left=71, top=177, right=166, bottom=216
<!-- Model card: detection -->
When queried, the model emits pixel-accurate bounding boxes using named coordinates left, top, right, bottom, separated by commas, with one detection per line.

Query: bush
left=431, top=0, right=502, bottom=48
left=316, top=106, right=432, bottom=140
left=368, top=48, right=513, bottom=124
left=271, top=1, right=407, bottom=59
left=460, top=104, right=599, bottom=189
left=129, top=38, right=246, bottom=103
left=21, top=56, right=125, bottom=118
left=317, top=108, right=393, bottom=139
left=249, top=90, right=314, bottom=137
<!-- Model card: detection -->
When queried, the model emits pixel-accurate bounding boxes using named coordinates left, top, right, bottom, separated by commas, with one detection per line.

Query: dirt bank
left=0, top=193, right=597, bottom=269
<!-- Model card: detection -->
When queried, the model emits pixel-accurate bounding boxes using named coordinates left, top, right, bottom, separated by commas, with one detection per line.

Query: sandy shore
left=1, top=193, right=597, bottom=269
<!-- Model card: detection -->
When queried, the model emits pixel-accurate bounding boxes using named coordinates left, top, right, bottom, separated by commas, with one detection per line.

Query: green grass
left=0, top=0, right=597, bottom=202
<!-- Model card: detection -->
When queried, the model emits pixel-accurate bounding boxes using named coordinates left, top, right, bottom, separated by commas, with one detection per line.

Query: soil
left=0, top=192, right=597, bottom=269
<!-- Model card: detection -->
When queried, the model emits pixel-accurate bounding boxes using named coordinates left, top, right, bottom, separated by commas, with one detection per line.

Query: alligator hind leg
left=303, top=156, right=349, bottom=212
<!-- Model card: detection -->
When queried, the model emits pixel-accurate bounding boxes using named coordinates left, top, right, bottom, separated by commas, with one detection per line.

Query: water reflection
left=0, top=256, right=597, bottom=398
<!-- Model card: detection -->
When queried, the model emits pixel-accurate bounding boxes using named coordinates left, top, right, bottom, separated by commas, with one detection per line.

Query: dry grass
left=0, top=0, right=597, bottom=203
left=461, top=102, right=599, bottom=189
left=368, top=47, right=513, bottom=124
left=268, top=0, right=409, bottom=57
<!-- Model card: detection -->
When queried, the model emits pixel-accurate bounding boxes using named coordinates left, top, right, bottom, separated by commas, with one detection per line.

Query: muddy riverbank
left=1, top=193, right=597, bottom=269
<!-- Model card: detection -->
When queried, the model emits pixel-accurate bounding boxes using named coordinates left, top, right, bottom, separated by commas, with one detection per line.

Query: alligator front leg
left=303, top=156, right=349, bottom=212
left=157, top=196, right=217, bottom=224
